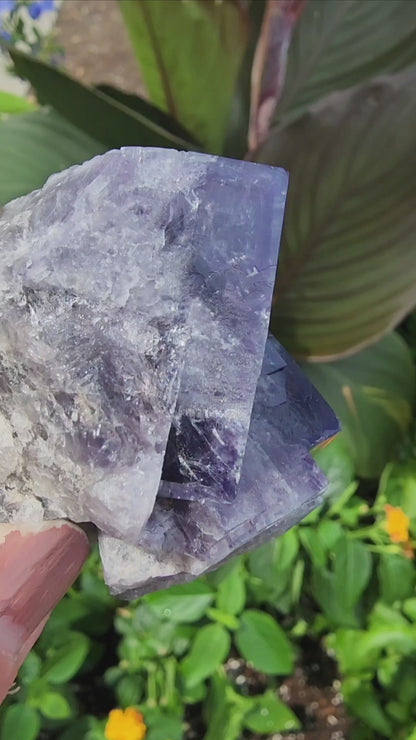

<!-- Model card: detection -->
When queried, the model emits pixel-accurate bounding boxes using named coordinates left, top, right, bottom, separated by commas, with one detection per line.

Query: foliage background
left=0, top=0, right=416, bottom=738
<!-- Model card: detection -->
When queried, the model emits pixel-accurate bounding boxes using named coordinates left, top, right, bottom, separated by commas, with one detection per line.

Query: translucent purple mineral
left=0, top=147, right=339, bottom=597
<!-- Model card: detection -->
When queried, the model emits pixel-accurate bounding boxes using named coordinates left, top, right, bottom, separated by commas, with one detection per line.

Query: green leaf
left=203, top=703, right=244, bottom=740
left=216, top=568, right=246, bottom=616
left=180, top=623, right=230, bottom=688
left=369, top=602, right=409, bottom=630
left=41, top=631, right=89, bottom=683
left=248, top=529, right=299, bottom=582
left=378, top=554, right=415, bottom=605
left=328, top=482, right=359, bottom=518
left=377, top=654, right=400, bottom=688
left=299, top=527, right=326, bottom=568
left=312, top=435, right=355, bottom=500
left=18, top=651, right=42, bottom=685
left=182, top=678, right=207, bottom=705
left=343, top=678, right=392, bottom=737
left=206, top=608, right=239, bottom=631
left=310, top=533, right=372, bottom=627
left=119, top=0, right=249, bottom=152
left=385, top=700, right=409, bottom=723
left=0, top=109, right=104, bottom=206
left=79, top=561, right=117, bottom=607
left=403, top=598, right=416, bottom=623
left=115, top=674, right=144, bottom=707
left=145, top=580, right=214, bottom=623
left=316, top=520, right=343, bottom=552
left=9, top=47, right=197, bottom=150
left=243, top=690, right=300, bottom=733
left=329, top=625, right=416, bottom=675
left=58, top=717, right=105, bottom=740
left=290, top=559, right=305, bottom=605
left=95, top=83, right=199, bottom=146
left=334, top=537, right=372, bottom=608
left=256, top=67, right=416, bottom=359
left=311, top=566, right=358, bottom=628
left=203, top=669, right=247, bottom=740
left=0, top=705, right=40, bottom=740
left=145, top=711, right=184, bottom=740
left=0, top=90, right=35, bottom=115
left=235, top=610, right=294, bottom=675
left=275, top=0, right=416, bottom=125
left=395, top=663, right=416, bottom=705
left=304, top=333, right=416, bottom=477
left=207, top=557, right=244, bottom=589
left=248, top=529, right=299, bottom=604
left=38, top=691, right=73, bottom=720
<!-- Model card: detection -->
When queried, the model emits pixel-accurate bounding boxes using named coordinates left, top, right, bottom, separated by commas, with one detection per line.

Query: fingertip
left=0, top=520, right=89, bottom=703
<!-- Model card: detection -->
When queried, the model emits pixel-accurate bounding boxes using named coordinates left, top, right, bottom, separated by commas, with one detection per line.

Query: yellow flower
left=105, top=708, right=146, bottom=740
left=384, top=504, right=410, bottom=544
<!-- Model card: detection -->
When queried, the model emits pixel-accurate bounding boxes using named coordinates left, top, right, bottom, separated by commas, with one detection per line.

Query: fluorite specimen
left=0, top=147, right=339, bottom=597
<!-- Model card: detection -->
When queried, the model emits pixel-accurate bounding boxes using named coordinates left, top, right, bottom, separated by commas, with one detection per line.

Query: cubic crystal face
left=0, top=147, right=339, bottom=597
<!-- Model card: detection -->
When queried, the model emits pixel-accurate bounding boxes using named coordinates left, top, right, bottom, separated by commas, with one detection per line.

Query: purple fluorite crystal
left=100, top=335, right=339, bottom=597
left=0, top=147, right=338, bottom=597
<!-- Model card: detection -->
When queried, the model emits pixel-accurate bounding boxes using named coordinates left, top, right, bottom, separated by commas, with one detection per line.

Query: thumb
left=0, top=521, right=89, bottom=703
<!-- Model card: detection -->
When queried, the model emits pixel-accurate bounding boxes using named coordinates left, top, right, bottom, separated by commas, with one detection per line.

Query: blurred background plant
left=0, top=0, right=415, bottom=738
left=0, top=0, right=59, bottom=59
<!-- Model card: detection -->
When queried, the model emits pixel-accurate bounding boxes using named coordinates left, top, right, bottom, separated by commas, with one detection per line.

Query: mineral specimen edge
left=0, top=146, right=339, bottom=598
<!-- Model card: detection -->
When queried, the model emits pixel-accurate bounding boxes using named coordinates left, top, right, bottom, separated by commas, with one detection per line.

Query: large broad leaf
left=95, top=83, right=199, bottom=145
left=118, top=0, right=249, bottom=153
left=0, top=110, right=104, bottom=205
left=255, top=67, right=416, bottom=358
left=9, top=47, right=197, bottom=150
left=303, top=333, right=416, bottom=478
left=274, top=0, right=416, bottom=126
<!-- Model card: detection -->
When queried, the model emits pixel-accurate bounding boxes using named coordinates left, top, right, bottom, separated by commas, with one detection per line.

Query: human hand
left=0, top=521, right=89, bottom=703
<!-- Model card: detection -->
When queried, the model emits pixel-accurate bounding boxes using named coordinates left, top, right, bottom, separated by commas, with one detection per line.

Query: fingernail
left=0, top=521, right=89, bottom=702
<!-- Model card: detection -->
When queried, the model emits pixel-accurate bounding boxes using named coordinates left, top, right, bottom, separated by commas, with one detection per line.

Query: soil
left=54, top=0, right=145, bottom=95
left=52, top=4, right=352, bottom=738
left=222, top=638, right=350, bottom=740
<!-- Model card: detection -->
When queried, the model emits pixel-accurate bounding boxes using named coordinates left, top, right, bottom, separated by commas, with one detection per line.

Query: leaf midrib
left=275, top=0, right=353, bottom=122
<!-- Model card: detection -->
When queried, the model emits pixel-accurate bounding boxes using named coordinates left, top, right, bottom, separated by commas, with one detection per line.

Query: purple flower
left=0, top=0, right=16, bottom=13
left=28, top=0, right=55, bottom=19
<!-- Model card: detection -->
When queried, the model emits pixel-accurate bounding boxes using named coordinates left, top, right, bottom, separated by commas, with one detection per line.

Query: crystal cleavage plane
left=0, top=147, right=339, bottom=597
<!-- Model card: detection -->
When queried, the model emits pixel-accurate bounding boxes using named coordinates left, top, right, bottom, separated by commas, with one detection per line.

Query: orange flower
left=384, top=504, right=410, bottom=544
left=105, top=708, right=146, bottom=740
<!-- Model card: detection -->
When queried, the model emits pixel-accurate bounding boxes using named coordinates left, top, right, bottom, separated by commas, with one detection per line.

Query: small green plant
left=1, top=437, right=416, bottom=738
